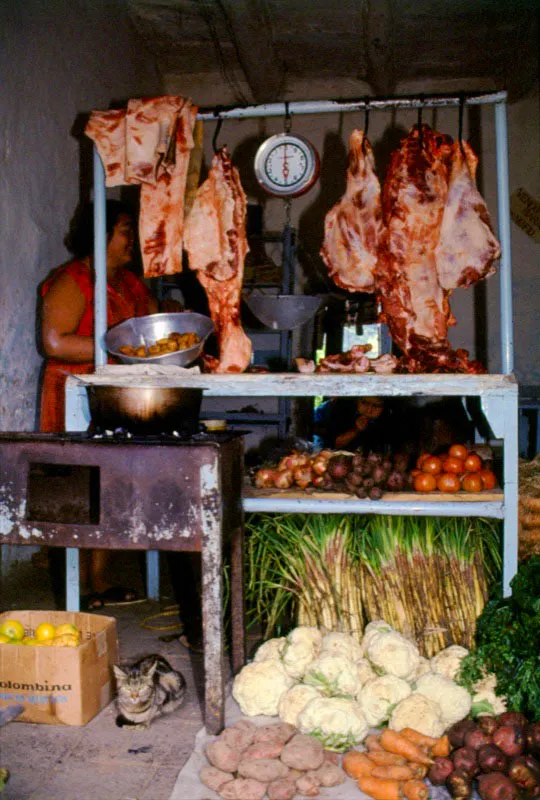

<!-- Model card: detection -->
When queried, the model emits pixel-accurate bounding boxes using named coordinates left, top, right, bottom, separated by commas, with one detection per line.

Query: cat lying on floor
left=113, top=654, right=186, bottom=729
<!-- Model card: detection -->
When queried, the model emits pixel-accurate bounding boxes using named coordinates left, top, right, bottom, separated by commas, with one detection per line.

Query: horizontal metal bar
left=242, top=497, right=505, bottom=517
left=198, top=91, right=507, bottom=121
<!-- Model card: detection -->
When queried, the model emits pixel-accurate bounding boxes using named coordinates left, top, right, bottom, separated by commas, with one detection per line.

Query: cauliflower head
left=232, top=660, right=294, bottom=716
left=471, top=672, right=507, bottom=717
left=430, top=645, right=469, bottom=681
left=361, top=620, right=394, bottom=652
left=355, top=659, right=377, bottom=692
left=303, top=654, right=359, bottom=697
left=366, top=630, right=420, bottom=681
left=415, top=673, right=472, bottom=728
left=411, top=656, right=432, bottom=683
left=297, top=696, right=369, bottom=752
left=359, top=675, right=412, bottom=726
left=278, top=684, right=322, bottom=727
left=281, top=626, right=323, bottom=680
left=321, top=631, right=364, bottom=662
left=253, top=636, right=286, bottom=663
left=389, top=693, right=446, bottom=738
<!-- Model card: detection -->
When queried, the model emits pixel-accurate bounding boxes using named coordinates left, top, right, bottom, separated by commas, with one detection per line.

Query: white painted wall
left=0, top=0, right=162, bottom=432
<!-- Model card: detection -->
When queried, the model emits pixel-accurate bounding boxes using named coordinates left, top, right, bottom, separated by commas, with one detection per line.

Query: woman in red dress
left=40, top=200, right=159, bottom=608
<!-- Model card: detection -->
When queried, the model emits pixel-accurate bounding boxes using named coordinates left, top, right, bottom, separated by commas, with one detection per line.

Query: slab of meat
left=184, top=147, right=252, bottom=373
left=435, top=140, right=500, bottom=290
left=376, top=124, right=454, bottom=356
left=85, top=96, right=197, bottom=278
left=320, top=130, right=381, bottom=292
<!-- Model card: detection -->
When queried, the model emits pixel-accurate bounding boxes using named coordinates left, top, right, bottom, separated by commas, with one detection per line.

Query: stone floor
left=0, top=549, right=244, bottom=800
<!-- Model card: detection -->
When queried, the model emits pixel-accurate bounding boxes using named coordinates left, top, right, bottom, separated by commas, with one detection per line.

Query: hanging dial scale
left=254, top=131, right=320, bottom=198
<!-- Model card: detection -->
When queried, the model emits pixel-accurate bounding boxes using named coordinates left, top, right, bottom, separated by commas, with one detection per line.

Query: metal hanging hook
left=284, top=101, right=292, bottom=133
left=363, top=99, right=370, bottom=152
left=458, top=93, right=466, bottom=155
left=417, top=95, right=424, bottom=149
left=212, top=113, right=224, bottom=153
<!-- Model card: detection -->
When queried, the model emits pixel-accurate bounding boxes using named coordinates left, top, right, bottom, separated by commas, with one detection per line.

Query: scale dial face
left=254, top=133, right=320, bottom=197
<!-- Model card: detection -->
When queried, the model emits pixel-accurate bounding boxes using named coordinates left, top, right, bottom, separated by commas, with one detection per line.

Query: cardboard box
left=0, top=610, right=118, bottom=725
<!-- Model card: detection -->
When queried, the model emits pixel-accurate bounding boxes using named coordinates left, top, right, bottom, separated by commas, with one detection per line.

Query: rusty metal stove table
left=0, top=430, right=245, bottom=734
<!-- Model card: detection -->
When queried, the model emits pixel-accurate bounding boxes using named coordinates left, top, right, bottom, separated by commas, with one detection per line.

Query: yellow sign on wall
left=510, top=188, right=540, bottom=243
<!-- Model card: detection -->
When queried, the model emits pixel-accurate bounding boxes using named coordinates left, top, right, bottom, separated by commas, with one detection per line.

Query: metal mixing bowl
left=243, top=293, right=324, bottom=330
left=105, top=312, right=214, bottom=366
left=86, top=385, right=203, bottom=434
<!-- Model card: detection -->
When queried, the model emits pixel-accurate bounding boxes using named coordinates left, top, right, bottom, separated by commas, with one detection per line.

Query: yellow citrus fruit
left=34, top=640, right=53, bottom=647
left=52, top=633, right=80, bottom=648
left=54, top=623, right=79, bottom=638
left=0, top=634, right=13, bottom=644
left=35, top=622, right=56, bottom=641
left=21, top=637, right=39, bottom=646
left=0, top=619, right=25, bottom=641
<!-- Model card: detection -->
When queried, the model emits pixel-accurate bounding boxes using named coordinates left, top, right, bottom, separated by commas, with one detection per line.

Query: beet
left=453, top=746, right=480, bottom=777
left=352, top=454, right=364, bottom=469
left=355, top=486, right=368, bottom=499
left=326, top=454, right=352, bottom=480
left=478, top=716, right=500, bottom=736
left=497, top=712, right=528, bottom=729
left=477, top=744, right=509, bottom=774
left=371, top=465, right=387, bottom=484
left=428, top=756, right=454, bottom=785
left=369, top=486, right=383, bottom=500
left=385, top=470, right=405, bottom=491
left=492, top=725, right=525, bottom=758
left=345, top=471, right=363, bottom=487
left=448, top=720, right=479, bottom=749
left=525, top=723, right=540, bottom=758
left=508, top=754, right=540, bottom=794
left=477, top=772, right=519, bottom=800
left=446, top=768, right=473, bottom=799
left=464, top=728, right=492, bottom=751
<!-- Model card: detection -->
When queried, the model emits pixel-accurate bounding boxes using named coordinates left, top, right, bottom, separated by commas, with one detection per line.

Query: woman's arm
left=41, top=272, right=94, bottom=362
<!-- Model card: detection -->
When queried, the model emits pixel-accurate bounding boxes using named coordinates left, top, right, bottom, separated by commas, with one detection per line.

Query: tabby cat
left=113, top=654, right=186, bottom=729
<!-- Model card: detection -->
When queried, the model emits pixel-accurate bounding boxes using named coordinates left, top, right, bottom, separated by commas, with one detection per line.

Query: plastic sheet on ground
left=168, top=693, right=464, bottom=800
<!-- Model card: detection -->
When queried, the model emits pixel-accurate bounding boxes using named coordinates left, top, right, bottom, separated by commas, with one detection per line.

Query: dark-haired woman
left=39, top=200, right=159, bottom=608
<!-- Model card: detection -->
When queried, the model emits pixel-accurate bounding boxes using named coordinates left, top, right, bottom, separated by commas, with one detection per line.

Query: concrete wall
left=0, top=0, right=162, bottom=433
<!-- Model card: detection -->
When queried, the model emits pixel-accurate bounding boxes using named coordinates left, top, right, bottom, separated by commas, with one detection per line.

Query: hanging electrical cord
left=200, top=0, right=249, bottom=106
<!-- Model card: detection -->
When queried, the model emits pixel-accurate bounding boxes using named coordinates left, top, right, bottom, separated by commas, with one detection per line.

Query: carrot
left=371, top=765, right=415, bottom=781
left=401, top=779, right=429, bottom=800
left=406, top=762, right=428, bottom=779
left=399, top=728, right=439, bottom=750
left=365, top=734, right=384, bottom=751
left=342, top=750, right=375, bottom=779
left=367, top=751, right=407, bottom=767
left=379, top=729, right=433, bottom=766
left=431, top=735, right=451, bottom=758
left=357, top=776, right=401, bottom=800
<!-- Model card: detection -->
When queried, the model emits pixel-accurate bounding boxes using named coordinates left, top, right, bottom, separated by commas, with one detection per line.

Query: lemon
left=54, top=623, right=79, bottom=638
left=0, top=619, right=25, bottom=641
left=21, top=637, right=39, bottom=646
left=0, top=634, right=13, bottom=644
left=35, top=622, right=57, bottom=641
left=52, top=633, right=80, bottom=648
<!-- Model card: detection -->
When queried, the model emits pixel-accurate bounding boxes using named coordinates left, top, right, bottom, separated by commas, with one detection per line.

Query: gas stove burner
left=90, top=420, right=204, bottom=441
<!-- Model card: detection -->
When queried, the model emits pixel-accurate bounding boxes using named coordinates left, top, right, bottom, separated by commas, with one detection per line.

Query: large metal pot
left=86, top=385, right=203, bottom=434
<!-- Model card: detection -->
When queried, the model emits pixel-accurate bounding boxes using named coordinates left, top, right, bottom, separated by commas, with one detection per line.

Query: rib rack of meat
left=320, top=130, right=382, bottom=292
left=184, top=147, right=252, bottom=373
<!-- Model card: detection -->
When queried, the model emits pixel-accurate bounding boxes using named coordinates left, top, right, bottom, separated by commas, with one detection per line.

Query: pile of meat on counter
left=321, top=126, right=500, bottom=374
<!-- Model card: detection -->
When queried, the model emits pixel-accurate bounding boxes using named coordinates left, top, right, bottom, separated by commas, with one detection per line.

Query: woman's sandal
left=82, top=587, right=144, bottom=610
left=178, top=633, right=204, bottom=654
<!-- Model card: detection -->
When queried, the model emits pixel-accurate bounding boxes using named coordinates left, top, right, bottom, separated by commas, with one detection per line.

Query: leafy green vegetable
left=457, top=556, right=540, bottom=721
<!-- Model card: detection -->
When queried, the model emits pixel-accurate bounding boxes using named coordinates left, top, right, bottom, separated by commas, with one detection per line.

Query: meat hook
left=362, top=99, right=370, bottom=152
left=212, top=110, right=225, bottom=153
left=417, top=95, right=424, bottom=150
left=284, top=101, right=292, bottom=133
left=458, top=93, right=466, bottom=155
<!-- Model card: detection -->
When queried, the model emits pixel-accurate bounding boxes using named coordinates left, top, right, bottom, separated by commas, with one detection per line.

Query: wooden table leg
left=230, top=522, right=246, bottom=675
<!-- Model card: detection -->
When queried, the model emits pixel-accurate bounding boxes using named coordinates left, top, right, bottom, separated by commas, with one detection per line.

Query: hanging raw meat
left=184, top=147, right=252, bottom=373
left=320, top=130, right=381, bottom=292
left=85, top=96, right=197, bottom=278
left=377, top=124, right=454, bottom=357
left=435, top=140, right=500, bottom=290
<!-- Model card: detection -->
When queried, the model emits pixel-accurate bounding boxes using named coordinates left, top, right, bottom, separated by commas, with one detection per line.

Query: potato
left=219, top=777, right=268, bottom=800
left=280, top=734, right=324, bottom=771
left=295, top=773, right=320, bottom=797
left=267, top=777, right=296, bottom=800
left=220, top=725, right=256, bottom=752
left=232, top=718, right=257, bottom=734
left=199, top=765, right=234, bottom=792
left=323, top=750, right=340, bottom=765
left=206, top=739, right=240, bottom=773
left=253, top=722, right=296, bottom=745
left=309, top=762, right=346, bottom=787
left=237, top=757, right=289, bottom=782
left=243, top=741, right=285, bottom=760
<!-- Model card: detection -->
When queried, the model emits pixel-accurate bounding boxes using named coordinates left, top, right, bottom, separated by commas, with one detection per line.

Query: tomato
left=421, top=456, right=443, bottom=476
left=414, top=472, right=437, bottom=492
left=464, top=453, right=483, bottom=473
left=462, top=473, right=483, bottom=493
left=416, top=453, right=431, bottom=470
left=448, top=444, right=469, bottom=460
left=442, top=456, right=466, bottom=475
left=478, top=469, right=497, bottom=490
left=436, top=472, right=461, bottom=493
